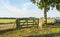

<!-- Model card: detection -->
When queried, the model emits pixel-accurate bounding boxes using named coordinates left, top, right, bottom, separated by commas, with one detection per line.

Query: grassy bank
left=0, top=19, right=60, bottom=37
left=0, top=26, right=60, bottom=37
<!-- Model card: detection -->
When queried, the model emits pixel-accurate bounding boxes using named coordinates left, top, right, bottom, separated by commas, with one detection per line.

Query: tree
left=30, top=0, right=60, bottom=26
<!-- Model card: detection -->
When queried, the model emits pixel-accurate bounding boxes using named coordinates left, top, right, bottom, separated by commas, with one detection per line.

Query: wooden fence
left=15, top=18, right=39, bottom=29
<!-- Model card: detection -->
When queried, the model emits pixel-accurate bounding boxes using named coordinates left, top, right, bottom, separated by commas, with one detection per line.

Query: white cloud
left=0, top=0, right=60, bottom=18
left=0, top=0, right=30, bottom=17
left=1, top=0, right=21, bottom=13
left=0, top=0, right=44, bottom=18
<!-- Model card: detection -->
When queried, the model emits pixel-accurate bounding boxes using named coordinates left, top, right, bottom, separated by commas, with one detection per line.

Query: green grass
left=0, top=25, right=60, bottom=37
left=0, top=19, right=60, bottom=37
left=39, top=19, right=54, bottom=23
left=0, top=19, right=15, bottom=24
left=0, top=19, right=54, bottom=24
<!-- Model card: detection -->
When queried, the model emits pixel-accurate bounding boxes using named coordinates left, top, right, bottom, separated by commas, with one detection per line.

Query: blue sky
left=0, top=0, right=60, bottom=18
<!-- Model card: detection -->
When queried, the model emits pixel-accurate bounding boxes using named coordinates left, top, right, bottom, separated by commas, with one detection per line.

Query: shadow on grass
left=0, top=28, right=16, bottom=35
left=24, top=32, right=60, bottom=37
left=0, top=25, right=37, bottom=35
left=45, top=23, right=60, bottom=28
left=0, top=24, right=60, bottom=36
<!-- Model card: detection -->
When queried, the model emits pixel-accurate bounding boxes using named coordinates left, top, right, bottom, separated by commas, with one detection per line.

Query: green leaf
left=56, top=3, right=60, bottom=11
left=30, top=0, right=36, bottom=4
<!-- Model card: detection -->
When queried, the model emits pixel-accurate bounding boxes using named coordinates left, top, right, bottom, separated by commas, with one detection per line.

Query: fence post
left=38, top=18, right=43, bottom=29
left=33, top=19, right=34, bottom=25
left=16, top=18, right=20, bottom=29
left=27, top=19, right=28, bottom=27
left=38, top=18, right=39, bottom=28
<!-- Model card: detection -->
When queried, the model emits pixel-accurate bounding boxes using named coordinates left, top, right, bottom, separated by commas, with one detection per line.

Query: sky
left=0, top=0, right=60, bottom=18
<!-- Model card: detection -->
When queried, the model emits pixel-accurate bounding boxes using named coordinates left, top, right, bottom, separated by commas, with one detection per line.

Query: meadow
left=0, top=25, right=60, bottom=37
left=0, top=18, right=60, bottom=37
left=0, top=19, right=16, bottom=30
left=0, top=19, right=15, bottom=24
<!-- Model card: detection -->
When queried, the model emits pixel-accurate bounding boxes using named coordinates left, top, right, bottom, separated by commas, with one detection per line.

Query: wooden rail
left=16, top=18, right=39, bottom=29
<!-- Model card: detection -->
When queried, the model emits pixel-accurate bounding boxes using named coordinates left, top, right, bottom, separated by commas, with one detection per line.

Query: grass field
left=0, top=19, right=15, bottom=24
left=0, top=25, right=60, bottom=37
left=0, top=19, right=54, bottom=24
left=0, top=19, right=16, bottom=30
left=0, top=19, right=60, bottom=37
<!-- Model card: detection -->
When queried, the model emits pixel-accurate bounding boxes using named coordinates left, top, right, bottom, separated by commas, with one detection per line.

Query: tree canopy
left=31, top=0, right=60, bottom=11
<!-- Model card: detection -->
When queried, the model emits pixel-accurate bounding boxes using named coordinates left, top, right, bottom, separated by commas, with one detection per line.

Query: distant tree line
left=0, top=17, right=38, bottom=19
left=40, top=17, right=60, bottom=19
left=0, top=17, right=16, bottom=19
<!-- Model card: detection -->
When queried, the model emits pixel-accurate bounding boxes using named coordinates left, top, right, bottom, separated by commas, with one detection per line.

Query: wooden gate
left=16, top=18, right=39, bottom=29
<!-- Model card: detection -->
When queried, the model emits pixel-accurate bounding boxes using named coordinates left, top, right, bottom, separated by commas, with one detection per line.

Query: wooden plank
left=20, top=24, right=37, bottom=26
left=19, top=18, right=39, bottom=27
left=19, top=18, right=39, bottom=20
left=19, top=22, right=35, bottom=23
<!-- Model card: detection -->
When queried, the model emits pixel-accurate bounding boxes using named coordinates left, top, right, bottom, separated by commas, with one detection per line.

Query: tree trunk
left=44, top=2, right=47, bottom=26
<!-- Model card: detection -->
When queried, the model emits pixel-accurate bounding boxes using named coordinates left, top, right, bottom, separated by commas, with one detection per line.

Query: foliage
left=30, top=0, right=60, bottom=11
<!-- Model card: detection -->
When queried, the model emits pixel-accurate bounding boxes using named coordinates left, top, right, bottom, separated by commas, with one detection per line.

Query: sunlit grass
left=0, top=19, right=15, bottom=24
left=0, top=26, right=60, bottom=37
left=0, top=19, right=60, bottom=37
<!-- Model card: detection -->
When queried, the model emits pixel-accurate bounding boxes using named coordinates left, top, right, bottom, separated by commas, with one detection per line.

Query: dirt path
left=0, top=24, right=15, bottom=28
left=0, top=24, right=16, bottom=30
